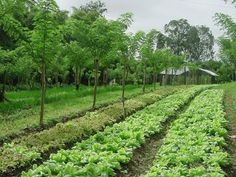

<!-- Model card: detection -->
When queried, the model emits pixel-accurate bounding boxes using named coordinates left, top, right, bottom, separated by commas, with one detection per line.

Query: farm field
left=1, top=0, right=236, bottom=176
left=0, top=85, right=177, bottom=176
left=21, top=86, right=207, bottom=176
left=0, top=84, right=236, bottom=177
left=143, top=89, right=228, bottom=176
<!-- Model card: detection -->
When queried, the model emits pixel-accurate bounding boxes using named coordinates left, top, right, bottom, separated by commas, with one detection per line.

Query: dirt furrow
left=224, top=92, right=236, bottom=177
left=117, top=88, right=201, bottom=177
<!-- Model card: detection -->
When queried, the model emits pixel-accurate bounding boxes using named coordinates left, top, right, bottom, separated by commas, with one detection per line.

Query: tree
left=65, top=41, right=90, bottom=90
left=184, top=26, right=200, bottom=60
left=133, top=31, right=146, bottom=90
left=80, top=0, right=107, bottom=17
left=114, top=13, right=134, bottom=116
left=0, top=49, right=14, bottom=102
left=0, top=0, right=30, bottom=102
left=219, top=39, right=236, bottom=80
left=196, top=26, right=214, bottom=60
left=149, top=31, right=167, bottom=89
left=151, top=50, right=163, bottom=89
left=215, top=13, right=236, bottom=38
left=224, top=0, right=236, bottom=5
left=156, top=31, right=167, bottom=49
left=165, top=19, right=191, bottom=55
left=28, top=0, right=63, bottom=127
left=68, top=1, right=108, bottom=109
left=139, top=30, right=158, bottom=92
left=101, top=48, right=121, bottom=86
left=165, top=19, right=214, bottom=61
left=215, top=13, right=236, bottom=80
left=171, top=54, right=185, bottom=84
left=88, top=18, right=117, bottom=109
left=14, top=46, right=37, bottom=88
left=159, top=49, right=174, bottom=86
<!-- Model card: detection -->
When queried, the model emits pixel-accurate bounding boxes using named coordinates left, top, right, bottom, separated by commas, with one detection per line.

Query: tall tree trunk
left=173, top=70, right=177, bottom=85
left=234, top=62, right=236, bottom=81
left=92, top=58, right=99, bottom=109
left=171, top=68, right=174, bottom=85
left=134, top=67, right=138, bottom=85
left=103, top=68, right=108, bottom=86
left=164, top=68, right=168, bottom=86
left=153, top=73, right=155, bottom=90
left=153, top=66, right=157, bottom=90
left=122, top=60, right=127, bottom=117
left=125, top=68, right=129, bottom=80
left=79, top=68, right=82, bottom=88
left=184, top=66, right=187, bottom=85
left=31, top=77, right=35, bottom=89
left=194, top=70, right=197, bottom=84
left=88, top=77, right=91, bottom=87
left=0, top=70, right=6, bottom=102
left=55, top=73, right=59, bottom=87
left=142, top=61, right=146, bottom=93
left=75, top=65, right=80, bottom=90
left=40, top=62, right=46, bottom=127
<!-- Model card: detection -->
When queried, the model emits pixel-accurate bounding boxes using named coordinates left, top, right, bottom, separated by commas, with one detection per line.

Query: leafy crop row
left=0, top=88, right=175, bottom=175
left=22, top=86, right=207, bottom=177
left=142, top=89, right=229, bottom=177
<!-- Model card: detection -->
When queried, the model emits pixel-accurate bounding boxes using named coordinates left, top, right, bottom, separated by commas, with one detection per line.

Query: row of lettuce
left=21, top=86, right=208, bottom=176
left=142, top=89, right=229, bottom=177
left=0, top=88, right=176, bottom=175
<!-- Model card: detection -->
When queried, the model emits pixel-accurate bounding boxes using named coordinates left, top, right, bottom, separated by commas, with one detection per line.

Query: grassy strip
left=0, top=87, right=175, bottom=176
left=22, top=86, right=207, bottom=177
left=0, top=85, right=154, bottom=143
left=218, top=82, right=236, bottom=176
left=142, top=89, right=229, bottom=177
left=1, top=85, right=144, bottom=115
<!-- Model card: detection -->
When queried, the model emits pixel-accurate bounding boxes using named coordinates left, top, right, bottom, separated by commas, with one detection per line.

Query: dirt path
left=116, top=127, right=166, bottom=177
left=224, top=92, right=236, bottom=177
left=116, top=90, right=198, bottom=177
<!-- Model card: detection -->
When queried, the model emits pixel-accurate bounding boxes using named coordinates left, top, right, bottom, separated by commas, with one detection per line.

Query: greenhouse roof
left=160, top=67, right=218, bottom=76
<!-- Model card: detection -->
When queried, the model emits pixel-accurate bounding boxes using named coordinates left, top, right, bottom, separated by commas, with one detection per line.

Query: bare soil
left=224, top=92, right=236, bottom=177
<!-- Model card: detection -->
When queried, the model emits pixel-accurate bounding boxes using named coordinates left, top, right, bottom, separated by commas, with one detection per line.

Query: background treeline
left=0, top=0, right=234, bottom=125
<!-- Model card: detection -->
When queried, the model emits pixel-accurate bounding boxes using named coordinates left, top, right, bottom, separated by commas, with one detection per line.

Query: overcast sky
left=56, top=0, right=235, bottom=54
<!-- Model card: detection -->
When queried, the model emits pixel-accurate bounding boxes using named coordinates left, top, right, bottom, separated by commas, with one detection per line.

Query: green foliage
left=215, top=12, right=236, bottom=81
left=29, top=0, right=62, bottom=64
left=65, top=41, right=91, bottom=72
left=0, top=49, right=13, bottom=74
left=143, top=89, right=229, bottom=177
left=165, top=19, right=214, bottom=60
left=74, top=0, right=107, bottom=23
left=215, top=13, right=236, bottom=39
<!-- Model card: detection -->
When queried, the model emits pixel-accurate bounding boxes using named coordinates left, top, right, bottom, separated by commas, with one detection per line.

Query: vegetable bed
left=22, top=86, right=207, bottom=176
left=0, top=88, right=175, bottom=176
left=143, top=89, right=229, bottom=177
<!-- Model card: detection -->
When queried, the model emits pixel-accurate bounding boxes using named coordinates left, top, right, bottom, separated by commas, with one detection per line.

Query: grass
left=218, top=82, right=236, bottom=176
left=0, top=84, right=155, bottom=141
left=0, top=85, right=138, bottom=115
